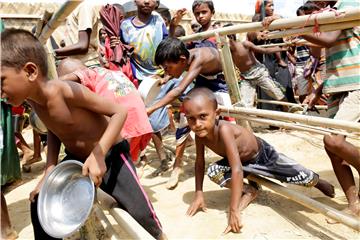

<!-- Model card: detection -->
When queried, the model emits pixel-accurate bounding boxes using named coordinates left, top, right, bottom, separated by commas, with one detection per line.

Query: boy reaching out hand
left=184, top=88, right=334, bottom=234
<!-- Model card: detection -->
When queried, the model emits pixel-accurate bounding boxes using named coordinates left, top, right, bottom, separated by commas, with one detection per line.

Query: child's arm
left=64, top=81, right=127, bottom=186
left=29, top=131, right=61, bottom=202
left=186, top=138, right=207, bottom=216
left=244, top=40, right=287, bottom=55
left=147, top=62, right=202, bottom=115
left=54, top=31, right=91, bottom=57
left=302, top=30, right=342, bottom=48
left=219, top=124, right=243, bottom=234
left=169, top=8, right=187, bottom=37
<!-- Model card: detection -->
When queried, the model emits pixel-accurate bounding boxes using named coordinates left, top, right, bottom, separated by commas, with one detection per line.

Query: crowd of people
left=1, top=0, right=359, bottom=239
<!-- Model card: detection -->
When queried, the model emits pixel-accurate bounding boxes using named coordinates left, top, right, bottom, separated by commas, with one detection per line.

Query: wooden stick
left=256, top=99, right=328, bottom=110
left=258, top=39, right=321, bottom=48
left=267, top=20, right=360, bottom=39
left=180, top=8, right=360, bottom=42
left=109, top=208, right=155, bottom=240
left=219, top=105, right=360, bottom=133
left=38, top=0, right=82, bottom=44
left=230, top=114, right=358, bottom=139
left=93, top=204, right=121, bottom=240
left=247, top=174, right=360, bottom=231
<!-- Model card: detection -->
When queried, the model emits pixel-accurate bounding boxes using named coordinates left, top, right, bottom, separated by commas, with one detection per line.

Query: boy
left=302, top=0, right=360, bottom=219
left=184, top=88, right=335, bottom=234
left=227, top=30, right=287, bottom=109
left=1, top=29, right=165, bottom=240
left=119, top=0, right=172, bottom=175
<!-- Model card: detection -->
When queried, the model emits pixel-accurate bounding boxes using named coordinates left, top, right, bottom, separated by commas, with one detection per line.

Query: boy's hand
left=83, top=152, right=107, bottom=187
left=171, top=8, right=187, bottom=26
left=110, top=36, right=121, bottom=48
left=262, top=15, right=280, bottom=29
left=186, top=192, right=207, bottom=216
left=29, top=165, right=55, bottom=202
left=223, top=210, right=243, bottom=234
left=303, top=92, right=320, bottom=108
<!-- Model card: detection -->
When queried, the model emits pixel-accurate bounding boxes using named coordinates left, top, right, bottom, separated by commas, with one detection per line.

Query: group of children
left=1, top=0, right=359, bottom=239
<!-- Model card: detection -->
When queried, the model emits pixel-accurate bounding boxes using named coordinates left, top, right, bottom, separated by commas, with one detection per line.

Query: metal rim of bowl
left=37, top=160, right=95, bottom=238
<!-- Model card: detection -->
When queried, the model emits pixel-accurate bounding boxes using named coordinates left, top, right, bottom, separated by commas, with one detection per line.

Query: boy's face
left=183, top=96, right=217, bottom=138
left=1, top=66, right=31, bottom=106
left=161, top=58, right=187, bottom=78
left=135, top=0, right=157, bottom=15
left=265, top=1, right=274, bottom=16
left=193, top=3, right=213, bottom=27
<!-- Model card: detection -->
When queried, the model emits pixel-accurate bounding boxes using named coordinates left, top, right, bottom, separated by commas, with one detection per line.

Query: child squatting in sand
left=184, top=88, right=335, bottom=234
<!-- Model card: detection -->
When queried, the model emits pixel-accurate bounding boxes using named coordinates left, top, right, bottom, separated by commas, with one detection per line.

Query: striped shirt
left=323, top=0, right=360, bottom=94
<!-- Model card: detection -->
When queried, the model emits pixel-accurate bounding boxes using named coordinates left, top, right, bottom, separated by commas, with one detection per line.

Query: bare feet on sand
left=21, top=156, right=42, bottom=173
left=239, top=184, right=258, bottom=211
left=315, top=179, right=335, bottom=198
left=19, top=149, right=34, bottom=165
left=152, top=159, right=170, bottom=177
left=166, top=167, right=183, bottom=190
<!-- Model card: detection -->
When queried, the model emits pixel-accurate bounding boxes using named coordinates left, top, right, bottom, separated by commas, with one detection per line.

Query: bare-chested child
left=228, top=36, right=287, bottom=108
left=1, top=29, right=165, bottom=240
left=184, top=88, right=335, bottom=234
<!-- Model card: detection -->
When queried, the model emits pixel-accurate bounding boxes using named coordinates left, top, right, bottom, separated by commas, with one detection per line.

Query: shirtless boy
left=184, top=88, right=335, bottom=234
left=228, top=38, right=287, bottom=108
left=1, top=29, right=165, bottom=240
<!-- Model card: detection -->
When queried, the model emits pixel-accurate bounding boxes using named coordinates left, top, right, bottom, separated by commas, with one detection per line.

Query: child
left=228, top=37, right=287, bottom=108
left=120, top=0, right=172, bottom=174
left=184, top=88, right=335, bottom=234
left=57, top=58, right=153, bottom=165
left=302, top=0, right=360, bottom=219
left=1, top=29, right=165, bottom=240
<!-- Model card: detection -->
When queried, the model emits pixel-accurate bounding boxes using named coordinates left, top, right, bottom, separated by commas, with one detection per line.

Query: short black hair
left=192, top=0, right=215, bottom=14
left=183, top=87, right=218, bottom=110
left=1, top=28, right=48, bottom=76
left=174, top=25, right=186, bottom=38
left=155, top=38, right=190, bottom=65
left=297, top=2, right=320, bottom=16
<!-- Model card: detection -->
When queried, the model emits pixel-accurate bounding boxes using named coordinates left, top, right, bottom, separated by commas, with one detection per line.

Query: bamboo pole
left=228, top=114, right=358, bottom=139
left=247, top=174, right=360, bottom=231
left=38, top=0, right=82, bottom=44
left=267, top=20, right=360, bottom=40
left=256, top=99, right=328, bottom=110
left=93, top=204, right=121, bottom=240
left=180, top=8, right=360, bottom=42
left=258, top=39, right=321, bottom=48
left=215, top=33, right=251, bottom=129
left=219, top=105, right=360, bottom=133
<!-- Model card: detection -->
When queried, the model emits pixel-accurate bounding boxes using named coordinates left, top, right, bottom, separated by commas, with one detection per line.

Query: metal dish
left=37, top=160, right=95, bottom=238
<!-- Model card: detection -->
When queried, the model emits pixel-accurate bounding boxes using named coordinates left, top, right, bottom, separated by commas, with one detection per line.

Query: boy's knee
left=323, top=135, right=345, bottom=151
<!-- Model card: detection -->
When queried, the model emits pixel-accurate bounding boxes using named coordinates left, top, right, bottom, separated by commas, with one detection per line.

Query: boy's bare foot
left=166, top=167, right=183, bottom=190
left=20, top=149, right=34, bottom=165
left=326, top=203, right=360, bottom=224
left=152, top=159, right=170, bottom=177
left=21, top=156, right=42, bottom=173
left=239, top=184, right=258, bottom=211
left=315, top=179, right=335, bottom=198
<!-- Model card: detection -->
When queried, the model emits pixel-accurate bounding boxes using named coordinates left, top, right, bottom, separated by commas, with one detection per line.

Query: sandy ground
left=4, top=127, right=360, bottom=239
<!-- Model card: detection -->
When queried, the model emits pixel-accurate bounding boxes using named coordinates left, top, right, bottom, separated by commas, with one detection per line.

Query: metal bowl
left=37, top=160, right=95, bottom=238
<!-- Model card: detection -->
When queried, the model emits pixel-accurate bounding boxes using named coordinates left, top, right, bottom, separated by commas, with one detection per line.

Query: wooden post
left=215, top=33, right=251, bottom=129
left=38, top=0, right=82, bottom=44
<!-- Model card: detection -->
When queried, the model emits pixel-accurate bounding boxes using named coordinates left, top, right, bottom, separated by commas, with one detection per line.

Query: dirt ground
left=4, top=127, right=360, bottom=239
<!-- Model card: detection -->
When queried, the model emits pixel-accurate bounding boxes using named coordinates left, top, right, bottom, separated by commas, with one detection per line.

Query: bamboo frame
left=180, top=8, right=360, bottom=42
left=219, top=105, right=360, bottom=133
left=256, top=99, right=328, bottom=110
left=38, top=0, right=82, bottom=44
left=267, top=20, right=360, bottom=39
left=247, top=175, right=360, bottom=231
left=229, top=114, right=358, bottom=139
